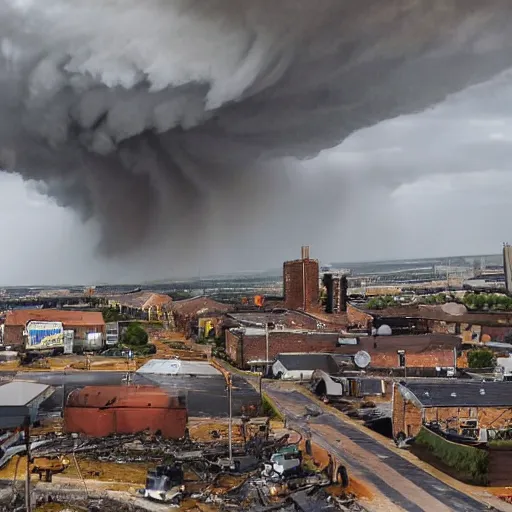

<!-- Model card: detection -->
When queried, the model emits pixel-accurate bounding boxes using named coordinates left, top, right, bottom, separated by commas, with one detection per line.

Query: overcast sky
left=1, top=72, right=511, bottom=286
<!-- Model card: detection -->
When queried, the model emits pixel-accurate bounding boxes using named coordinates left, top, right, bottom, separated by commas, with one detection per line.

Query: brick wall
left=346, top=304, right=372, bottom=330
left=393, top=383, right=512, bottom=438
left=428, top=320, right=458, bottom=335
left=392, top=385, right=423, bottom=438
left=226, top=329, right=339, bottom=368
left=225, top=329, right=242, bottom=365
left=424, top=406, right=512, bottom=431
left=3, top=325, right=23, bottom=347
left=283, top=259, right=319, bottom=311
left=481, top=326, right=512, bottom=342
left=370, top=350, right=456, bottom=369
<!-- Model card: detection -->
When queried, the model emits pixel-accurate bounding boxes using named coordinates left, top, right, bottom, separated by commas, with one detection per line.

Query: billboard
left=25, top=321, right=64, bottom=350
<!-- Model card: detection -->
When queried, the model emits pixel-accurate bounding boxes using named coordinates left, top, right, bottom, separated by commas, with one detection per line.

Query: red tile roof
left=5, top=309, right=105, bottom=327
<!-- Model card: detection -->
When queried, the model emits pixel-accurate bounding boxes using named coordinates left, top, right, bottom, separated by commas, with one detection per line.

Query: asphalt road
left=264, top=384, right=492, bottom=512
left=2, top=371, right=260, bottom=418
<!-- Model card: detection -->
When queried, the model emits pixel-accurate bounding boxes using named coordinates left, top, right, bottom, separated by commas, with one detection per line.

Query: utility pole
left=265, top=323, right=269, bottom=374
left=24, top=419, right=31, bottom=512
left=227, top=373, right=233, bottom=463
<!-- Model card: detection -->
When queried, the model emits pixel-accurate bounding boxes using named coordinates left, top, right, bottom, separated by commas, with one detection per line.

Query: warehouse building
left=226, top=326, right=462, bottom=371
left=3, top=309, right=105, bottom=350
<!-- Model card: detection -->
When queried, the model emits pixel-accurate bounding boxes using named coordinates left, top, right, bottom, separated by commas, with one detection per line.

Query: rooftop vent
left=480, top=389, right=486, bottom=395
left=451, top=392, right=457, bottom=398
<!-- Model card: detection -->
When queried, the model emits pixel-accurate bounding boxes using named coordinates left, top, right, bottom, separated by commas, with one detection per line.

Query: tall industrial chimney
left=301, top=246, right=310, bottom=260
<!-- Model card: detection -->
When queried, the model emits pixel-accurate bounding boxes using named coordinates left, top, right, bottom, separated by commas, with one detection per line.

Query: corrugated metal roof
left=276, top=353, right=339, bottom=373
left=402, top=381, right=512, bottom=407
left=0, top=381, right=52, bottom=406
left=137, top=359, right=221, bottom=376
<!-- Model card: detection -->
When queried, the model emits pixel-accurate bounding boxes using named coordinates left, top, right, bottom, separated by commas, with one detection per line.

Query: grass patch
left=261, top=393, right=284, bottom=421
left=488, top=440, right=512, bottom=451
left=415, top=427, right=488, bottom=485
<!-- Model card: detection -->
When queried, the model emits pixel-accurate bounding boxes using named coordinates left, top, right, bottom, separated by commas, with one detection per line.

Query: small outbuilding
left=272, top=353, right=339, bottom=380
left=0, top=381, right=54, bottom=429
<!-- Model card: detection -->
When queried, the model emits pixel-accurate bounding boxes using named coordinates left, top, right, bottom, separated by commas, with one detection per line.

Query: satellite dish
left=376, top=324, right=392, bottom=336
left=354, top=350, right=371, bottom=369
left=441, top=303, right=467, bottom=316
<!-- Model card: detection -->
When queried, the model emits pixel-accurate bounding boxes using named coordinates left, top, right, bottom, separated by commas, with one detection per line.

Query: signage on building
left=63, top=330, right=74, bottom=354
left=25, top=321, right=64, bottom=350
left=338, top=337, right=358, bottom=346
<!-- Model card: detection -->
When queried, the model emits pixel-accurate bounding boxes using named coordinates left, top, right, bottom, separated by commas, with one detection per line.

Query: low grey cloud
left=2, top=1, right=512, bottom=284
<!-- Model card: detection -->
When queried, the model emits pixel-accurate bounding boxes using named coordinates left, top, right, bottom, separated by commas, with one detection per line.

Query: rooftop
left=5, top=309, right=105, bottom=327
left=275, top=353, right=339, bottom=373
left=0, top=381, right=55, bottom=428
left=368, top=304, right=512, bottom=327
left=228, top=310, right=319, bottom=329
left=400, top=381, right=512, bottom=407
left=136, top=359, right=221, bottom=376
left=230, top=327, right=340, bottom=337
left=0, top=381, right=52, bottom=406
left=230, top=328, right=460, bottom=354
left=171, top=296, right=231, bottom=317
left=108, top=291, right=173, bottom=310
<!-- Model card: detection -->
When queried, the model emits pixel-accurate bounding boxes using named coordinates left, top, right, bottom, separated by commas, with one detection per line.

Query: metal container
left=64, top=386, right=187, bottom=439
left=84, top=332, right=103, bottom=351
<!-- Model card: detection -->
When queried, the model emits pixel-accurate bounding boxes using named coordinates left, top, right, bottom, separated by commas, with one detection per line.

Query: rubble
left=0, top=418, right=364, bottom=512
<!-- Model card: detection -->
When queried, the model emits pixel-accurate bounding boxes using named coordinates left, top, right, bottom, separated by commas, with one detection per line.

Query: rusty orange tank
left=64, top=386, right=187, bottom=439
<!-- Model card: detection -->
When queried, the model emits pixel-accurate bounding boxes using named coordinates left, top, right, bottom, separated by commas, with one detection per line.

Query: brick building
left=226, top=310, right=326, bottom=331
left=3, top=309, right=105, bottom=349
left=358, top=303, right=512, bottom=342
left=392, top=381, right=512, bottom=440
left=226, top=328, right=340, bottom=368
left=226, top=327, right=461, bottom=370
left=283, top=246, right=319, bottom=311
left=171, top=296, right=232, bottom=339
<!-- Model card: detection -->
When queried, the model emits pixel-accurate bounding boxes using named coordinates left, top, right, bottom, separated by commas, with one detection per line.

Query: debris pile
left=0, top=418, right=365, bottom=511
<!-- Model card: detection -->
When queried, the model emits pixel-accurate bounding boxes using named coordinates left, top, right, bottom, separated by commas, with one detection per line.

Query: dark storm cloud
left=1, top=0, right=512, bottom=271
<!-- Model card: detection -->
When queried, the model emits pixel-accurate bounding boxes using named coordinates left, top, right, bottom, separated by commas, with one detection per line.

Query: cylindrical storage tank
left=64, top=385, right=187, bottom=439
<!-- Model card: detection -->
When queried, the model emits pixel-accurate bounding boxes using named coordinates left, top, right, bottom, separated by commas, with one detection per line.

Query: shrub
left=121, top=322, right=149, bottom=346
left=416, top=427, right=488, bottom=485
left=468, top=349, right=495, bottom=369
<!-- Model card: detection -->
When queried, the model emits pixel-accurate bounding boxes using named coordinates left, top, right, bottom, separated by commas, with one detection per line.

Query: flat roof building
left=0, top=381, right=54, bottom=429
left=3, top=309, right=105, bottom=349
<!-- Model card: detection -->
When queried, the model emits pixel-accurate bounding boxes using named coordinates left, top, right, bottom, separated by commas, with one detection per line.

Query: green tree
left=467, top=349, right=495, bottom=369
left=474, top=295, right=487, bottom=310
left=121, top=323, right=149, bottom=347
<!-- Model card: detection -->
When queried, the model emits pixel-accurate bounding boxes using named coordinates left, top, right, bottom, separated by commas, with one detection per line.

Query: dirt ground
left=0, top=449, right=152, bottom=488
left=0, top=328, right=208, bottom=373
